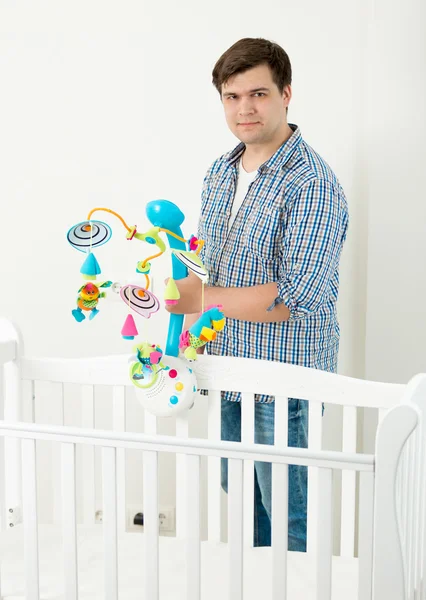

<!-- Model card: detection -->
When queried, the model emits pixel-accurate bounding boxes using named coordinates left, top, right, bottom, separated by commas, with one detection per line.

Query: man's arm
left=166, top=273, right=290, bottom=323
left=204, top=282, right=290, bottom=322
left=168, top=179, right=346, bottom=323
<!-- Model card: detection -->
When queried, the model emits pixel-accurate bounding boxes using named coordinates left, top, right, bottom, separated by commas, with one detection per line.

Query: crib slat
left=62, top=442, right=78, bottom=600
left=112, top=386, right=126, bottom=533
left=143, top=450, right=159, bottom=599
left=22, top=379, right=35, bottom=423
left=143, top=400, right=158, bottom=597
left=274, top=396, right=289, bottom=446
left=22, top=438, right=40, bottom=600
left=144, top=410, right=157, bottom=435
left=176, top=417, right=189, bottom=540
left=54, top=383, right=65, bottom=525
left=241, top=392, right=255, bottom=547
left=272, top=396, right=288, bottom=600
left=307, top=401, right=323, bottom=554
left=316, top=468, right=333, bottom=600
left=102, top=446, right=118, bottom=600
left=228, top=458, right=244, bottom=600
left=341, top=406, right=357, bottom=557
left=272, top=463, right=288, bottom=599
left=207, top=390, right=221, bottom=542
left=186, top=454, right=201, bottom=600
left=358, top=471, right=374, bottom=600
left=81, top=385, right=96, bottom=524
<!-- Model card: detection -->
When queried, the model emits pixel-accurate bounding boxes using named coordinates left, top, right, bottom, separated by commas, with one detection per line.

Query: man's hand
left=164, top=272, right=203, bottom=315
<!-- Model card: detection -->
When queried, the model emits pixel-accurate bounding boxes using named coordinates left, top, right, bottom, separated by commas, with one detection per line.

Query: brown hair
left=212, top=38, right=292, bottom=95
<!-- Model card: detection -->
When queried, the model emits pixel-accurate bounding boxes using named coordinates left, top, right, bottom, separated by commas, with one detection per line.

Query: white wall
left=364, top=0, right=426, bottom=383
left=0, top=0, right=365, bottom=375
left=361, top=0, right=426, bottom=452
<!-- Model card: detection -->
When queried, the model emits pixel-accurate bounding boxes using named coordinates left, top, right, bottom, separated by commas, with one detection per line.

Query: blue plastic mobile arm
left=145, top=200, right=188, bottom=357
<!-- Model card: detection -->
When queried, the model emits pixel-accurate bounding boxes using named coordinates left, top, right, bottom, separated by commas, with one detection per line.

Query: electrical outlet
left=158, top=507, right=175, bottom=532
left=126, top=504, right=143, bottom=532
left=125, top=505, right=175, bottom=533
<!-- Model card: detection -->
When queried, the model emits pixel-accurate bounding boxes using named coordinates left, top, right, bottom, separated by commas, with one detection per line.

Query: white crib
left=1, top=317, right=426, bottom=600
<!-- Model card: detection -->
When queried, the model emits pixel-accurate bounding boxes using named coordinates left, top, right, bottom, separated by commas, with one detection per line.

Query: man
left=165, top=37, right=349, bottom=551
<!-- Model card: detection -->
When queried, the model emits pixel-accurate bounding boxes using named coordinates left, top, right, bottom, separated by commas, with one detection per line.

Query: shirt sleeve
left=268, top=179, right=348, bottom=321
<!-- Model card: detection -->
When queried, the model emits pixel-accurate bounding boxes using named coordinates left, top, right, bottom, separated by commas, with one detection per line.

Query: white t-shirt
left=228, top=161, right=258, bottom=231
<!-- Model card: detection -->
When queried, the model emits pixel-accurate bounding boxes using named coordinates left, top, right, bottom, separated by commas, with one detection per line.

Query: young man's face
left=221, top=64, right=291, bottom=147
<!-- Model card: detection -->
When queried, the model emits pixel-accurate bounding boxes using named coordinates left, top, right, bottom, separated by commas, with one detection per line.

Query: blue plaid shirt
left=198, top=124, right=349, bottom=402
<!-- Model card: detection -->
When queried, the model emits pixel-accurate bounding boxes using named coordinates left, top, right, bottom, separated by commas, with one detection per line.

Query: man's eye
left=254, top=93, right=265, bottom=97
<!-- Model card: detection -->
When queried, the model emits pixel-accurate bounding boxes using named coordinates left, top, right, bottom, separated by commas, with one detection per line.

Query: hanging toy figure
left=179, top=304, right=225, bottom=361
left=130, top=342, right=167, bottom=387
left=72, top=281, right=113, bottom=322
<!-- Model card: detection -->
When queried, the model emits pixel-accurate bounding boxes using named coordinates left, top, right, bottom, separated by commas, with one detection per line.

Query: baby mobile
left=66, top=200, right=225, bottom=417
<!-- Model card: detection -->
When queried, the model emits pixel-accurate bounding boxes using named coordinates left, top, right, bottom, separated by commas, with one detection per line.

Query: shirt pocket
left=201, top=209, right=223, bottom=249
left=243, top=205, right=283, bottom=260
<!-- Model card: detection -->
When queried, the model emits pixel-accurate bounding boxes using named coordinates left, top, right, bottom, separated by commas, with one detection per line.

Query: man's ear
left=283, top=84, right=292, bottom=109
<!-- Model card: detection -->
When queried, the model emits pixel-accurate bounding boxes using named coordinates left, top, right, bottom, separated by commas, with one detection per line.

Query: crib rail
left=19, top=354, right=405, bottom=408
left=0, top=421, right=375, bottom=469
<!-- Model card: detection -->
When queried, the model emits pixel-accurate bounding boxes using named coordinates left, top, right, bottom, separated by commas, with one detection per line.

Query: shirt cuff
left=267, top=277, right=306, bottom=321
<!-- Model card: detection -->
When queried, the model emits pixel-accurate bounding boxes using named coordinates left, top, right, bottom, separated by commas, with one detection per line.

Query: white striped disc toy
left=120, top=285, right=160, bottom=318
left=67, top=220, right=112, bottom=252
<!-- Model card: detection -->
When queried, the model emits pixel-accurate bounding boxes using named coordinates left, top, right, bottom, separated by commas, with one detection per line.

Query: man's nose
left=238, top=98, right=255, bottom=116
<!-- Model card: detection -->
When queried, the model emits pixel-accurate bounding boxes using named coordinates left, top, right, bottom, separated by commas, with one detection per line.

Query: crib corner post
left=372, top=404, right=418, bottom=600
left=1, top=319, right=24, bottom=530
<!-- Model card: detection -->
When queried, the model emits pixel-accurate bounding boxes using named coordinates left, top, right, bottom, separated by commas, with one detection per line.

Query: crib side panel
left=15, top=354, right=406, bottom=562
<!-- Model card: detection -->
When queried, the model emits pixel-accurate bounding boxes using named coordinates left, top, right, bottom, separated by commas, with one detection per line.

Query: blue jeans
left=221, top=398, right=308, bottom=551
